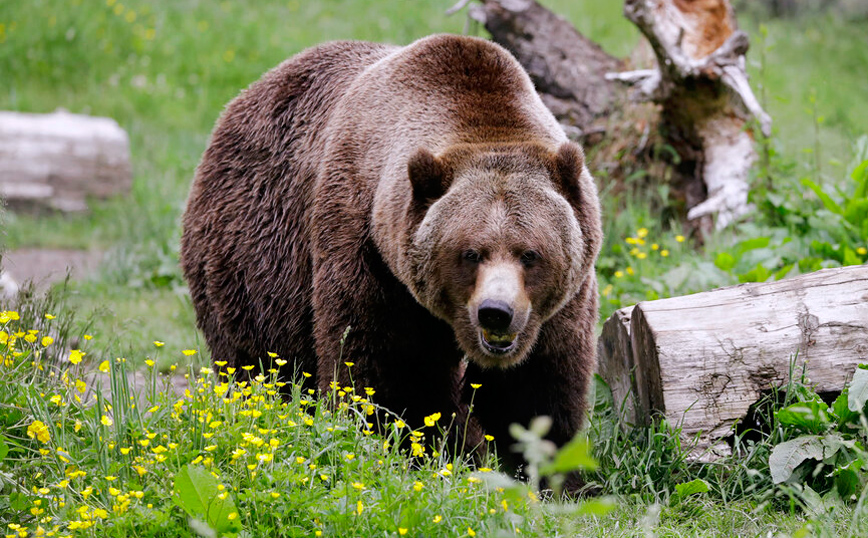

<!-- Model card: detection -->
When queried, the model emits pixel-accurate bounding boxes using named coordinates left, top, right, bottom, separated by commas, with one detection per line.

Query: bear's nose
left=478, top=299, right=514, bottom=332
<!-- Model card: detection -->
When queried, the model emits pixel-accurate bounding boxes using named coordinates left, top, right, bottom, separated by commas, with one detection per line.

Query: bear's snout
left=478, top=299, right=513, bottom=332
left=468, top=262, right=531, bottom=358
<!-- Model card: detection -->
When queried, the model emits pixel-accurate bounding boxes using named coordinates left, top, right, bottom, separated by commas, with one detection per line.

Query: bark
left=619, top=0, right=771, bottom=229
left=598, top=265, right=868, bottom=459
left=464, top=0, right=771, bottom=230
left=596, top=305, right=639, bottom=424
left=0, top=109, right=132, bottom=213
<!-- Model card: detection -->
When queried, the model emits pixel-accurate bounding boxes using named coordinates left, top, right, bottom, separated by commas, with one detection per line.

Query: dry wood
left=596, top=305, right=639, bottom=424
left=599, top=265, right=868, bottom=458
left=617, top=0, right=771, bottom=229
left=0, top=109, right=132, bottom=212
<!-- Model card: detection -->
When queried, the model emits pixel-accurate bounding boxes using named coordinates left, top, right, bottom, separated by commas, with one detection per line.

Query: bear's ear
left=554, top=142, right=585, bottom=208
left=408, top=148, right=450, bottom=205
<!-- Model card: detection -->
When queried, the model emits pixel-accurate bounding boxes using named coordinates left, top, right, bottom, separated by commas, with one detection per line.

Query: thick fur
left=181, top=35, right=602, bottom=462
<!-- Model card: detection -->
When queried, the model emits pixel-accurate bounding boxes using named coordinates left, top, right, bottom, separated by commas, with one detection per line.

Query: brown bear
left=181, top=34, right=602, bottom=464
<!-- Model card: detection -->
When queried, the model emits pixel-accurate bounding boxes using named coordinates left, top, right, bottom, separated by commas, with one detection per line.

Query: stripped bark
left=462, top=0, right=771, bottom=229
left=615, top=0, right=771, bottom=229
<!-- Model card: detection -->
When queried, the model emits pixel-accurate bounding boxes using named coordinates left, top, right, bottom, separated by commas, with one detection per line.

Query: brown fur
left=181, top=35, right=602, bottom=463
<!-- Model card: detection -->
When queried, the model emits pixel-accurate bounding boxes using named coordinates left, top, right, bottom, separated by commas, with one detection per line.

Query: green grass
left=4, top=306, right=863, bottom=537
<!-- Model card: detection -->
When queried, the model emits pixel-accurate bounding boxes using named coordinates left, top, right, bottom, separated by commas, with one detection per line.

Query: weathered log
left=467, top=0, right=626, bottom=137
left=618, top=0, right=771, bottom=229
left=596, top=306, right=638, bottom=424
left=598, top=265, right=868, bottom=458
left=0, top=110, right=132, bottom=212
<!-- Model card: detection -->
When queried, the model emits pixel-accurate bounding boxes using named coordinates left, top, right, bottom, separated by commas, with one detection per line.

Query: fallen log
left=0, top=109, right=132, bottom=212
left=597, top=265, right=868, bottom=458
left=596, top=305, right=638, bottom=424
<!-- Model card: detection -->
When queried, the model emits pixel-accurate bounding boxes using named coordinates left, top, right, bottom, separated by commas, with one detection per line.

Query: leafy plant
left=769, top=365, right=868, bottom=506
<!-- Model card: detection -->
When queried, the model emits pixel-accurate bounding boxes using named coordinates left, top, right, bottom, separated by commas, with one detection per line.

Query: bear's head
left=401, top=142, right=601, bottom=369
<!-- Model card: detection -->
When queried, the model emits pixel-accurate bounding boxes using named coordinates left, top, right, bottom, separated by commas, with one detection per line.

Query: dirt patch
left=1, top=248, right=103, bottom=293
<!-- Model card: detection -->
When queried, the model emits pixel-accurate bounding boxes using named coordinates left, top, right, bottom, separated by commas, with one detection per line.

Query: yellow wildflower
left=41, top=336, right=54, bottom=347
left=27, top=420, right=50, bottom=443
left=68, top=349, right=84, bottom=365
left=424, top=412, right=441, bottom=427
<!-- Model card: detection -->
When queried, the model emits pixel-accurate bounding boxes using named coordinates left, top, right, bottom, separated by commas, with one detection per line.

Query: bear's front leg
left=311, top=245, right=466, bottom=436
left=464, top=284, right=597, bottom=473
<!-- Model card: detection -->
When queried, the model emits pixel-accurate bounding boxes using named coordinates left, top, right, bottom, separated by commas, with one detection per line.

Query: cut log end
left=597, top=265, right=868, bottom=458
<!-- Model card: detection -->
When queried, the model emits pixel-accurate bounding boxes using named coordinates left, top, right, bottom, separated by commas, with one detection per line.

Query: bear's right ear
left=554, top=142, right=585, bottom=208
left=408, top=148, right=450, bottom=205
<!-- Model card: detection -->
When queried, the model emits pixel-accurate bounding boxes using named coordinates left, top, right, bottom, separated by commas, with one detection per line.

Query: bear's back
left=181, top=40, right=395, bottom=371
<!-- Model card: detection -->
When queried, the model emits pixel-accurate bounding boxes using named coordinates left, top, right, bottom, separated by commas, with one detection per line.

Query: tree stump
left=463, top=0, right=771, bottom=229
left=0, top=110, right=132, bottom=213
left=617, top=0, right=772, bottom=229
left=597, top=265, right=868, bottom=458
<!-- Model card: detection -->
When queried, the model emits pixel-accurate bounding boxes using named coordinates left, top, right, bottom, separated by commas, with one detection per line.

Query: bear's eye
left=520, top=250, right=541, bottom=267
left=462, top=249, right=482, bottom=264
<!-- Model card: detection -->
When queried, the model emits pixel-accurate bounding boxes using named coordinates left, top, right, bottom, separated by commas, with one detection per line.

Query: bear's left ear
left=554, top=142, right=585, bottom=208
left=408, top=148, right=451, bottom=205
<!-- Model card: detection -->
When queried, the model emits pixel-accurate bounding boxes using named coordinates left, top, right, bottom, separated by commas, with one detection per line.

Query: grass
left=4, top=305, right=862, bottom=537
left=2, top=0, right=868, bottom=536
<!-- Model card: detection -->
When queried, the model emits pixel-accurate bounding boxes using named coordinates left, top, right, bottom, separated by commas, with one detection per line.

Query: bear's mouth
left=479, top=329, right=517, bottom=355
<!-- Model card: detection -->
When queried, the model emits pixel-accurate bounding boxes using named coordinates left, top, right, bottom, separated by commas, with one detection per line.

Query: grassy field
left=2, top=0, right=868, bottom=535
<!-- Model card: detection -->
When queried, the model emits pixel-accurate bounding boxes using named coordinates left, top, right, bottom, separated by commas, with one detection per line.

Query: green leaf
left=776, top=401, right=833, bottom=435
left=573, top=497, right=617, bottom=516
left=714, top=252, right=736, bottom=271
left=674, top=478, right=710, bottom=498
left=0, top=436, right=8, bottom=463
left=833, top=460, right=864, bottom=499
left=843, top=199, right=868, bottom=228
left=9, top=492, right=29, bottom=512
left=769, top=436, right=824, bottom=484
left=735, top=236, right=771, bottom=255
left=831, top=389, right=861, bottom=427
left=820, top=432, right=856, bottom=462
left=540, top=435, right=598, bottom=475
left=848, top=367, right=868, bottom=413
left=851, top=160, right=868, bottom=199
left=774, top=264, right=794, bottom=280
left=843, top=247, right=862, bottom=266
left=173, top=464, right=240, bottom=535
left=801, top=178, right=843, bottom=215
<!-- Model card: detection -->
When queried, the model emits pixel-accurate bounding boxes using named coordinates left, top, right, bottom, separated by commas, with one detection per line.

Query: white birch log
left=0, top=110, right=132, bottom=212
left=598, top=265, right=868, bottom=459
